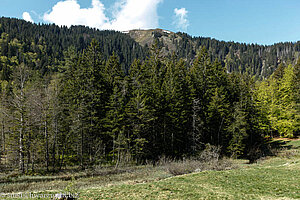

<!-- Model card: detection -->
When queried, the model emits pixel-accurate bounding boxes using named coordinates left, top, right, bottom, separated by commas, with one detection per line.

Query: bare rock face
left=125, top=28, right=184, bottom=56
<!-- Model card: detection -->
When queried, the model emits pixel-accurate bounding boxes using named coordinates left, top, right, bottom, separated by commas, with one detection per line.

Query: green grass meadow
left=80, top=155, right=300, bottom=199
left=1, top=139, right=299, bottom=200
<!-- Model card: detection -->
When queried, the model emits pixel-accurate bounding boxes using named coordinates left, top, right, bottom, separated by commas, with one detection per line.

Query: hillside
left=0, top=17, right=147, bottom=75
left=1, top=18, right=300, bottom=79
left=126, top=28, right=300, bottom=79
left=126, top=29, right=180, bottom=55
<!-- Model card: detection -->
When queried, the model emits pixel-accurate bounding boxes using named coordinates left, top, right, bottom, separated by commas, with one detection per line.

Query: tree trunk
left=59, top=145, right=65, bottom=171
left=80, top=120, right=84, bottom=170
left=45, top=119, right=49, bottom=171
left=26, top=131, right=31, bottom=173
left=1, top=120, right=4, bottom=164
left=31, top=150, right=35, bottom=172
left=52, top=118, right=58, bottom=171
left=19, top=111, right=24, bottom=173
left=192, top=99, right=198, bottom=153
left=115, top=134, right=120, bottom=169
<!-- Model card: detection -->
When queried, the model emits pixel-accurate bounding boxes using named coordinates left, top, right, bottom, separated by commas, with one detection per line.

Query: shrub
left=197, top=144, right=221, bottom=162
left=166, top=158, right=235, bottom=176
left=165, top=144, right=235, bottom=176
left=278, top=149, right=299, bottom=158
left=166, top=160, right=201, bottom=176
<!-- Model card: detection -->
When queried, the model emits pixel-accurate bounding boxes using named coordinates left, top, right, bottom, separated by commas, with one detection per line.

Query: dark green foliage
left=169, top=32, right=300, bottom=79
left=1, top=17, right=300, bottom=82
left=0, top=17, right=147, bottom=76
left=0, top=18, right=298, bottom=172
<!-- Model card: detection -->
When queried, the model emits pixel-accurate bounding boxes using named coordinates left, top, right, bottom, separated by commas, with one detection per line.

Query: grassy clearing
left=80, top=166, right=299, bottom=200
left=0, top=166, right=171, bottom=195
left=79, top=156, right=299, bottom=199
left=1, top=139, right=299, bottom=200
left=77, top=140, right=300, bottom=200
left=77, top=139, right=300, bottom=200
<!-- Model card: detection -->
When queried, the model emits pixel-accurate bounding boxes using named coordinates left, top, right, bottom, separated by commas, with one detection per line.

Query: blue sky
left=1, top=0, right=300, bottom=45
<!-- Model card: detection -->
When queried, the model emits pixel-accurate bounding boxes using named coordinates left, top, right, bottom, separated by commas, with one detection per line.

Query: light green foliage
left=276, top=65, right=298, bottom=137
left=256, top=64, right=299, bottom=138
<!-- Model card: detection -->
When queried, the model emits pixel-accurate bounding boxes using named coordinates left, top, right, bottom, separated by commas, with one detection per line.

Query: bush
left=278, top=149, right=299, bottom=158
left=166, top=160, right=201, bottom=176
left=197, top=144, right=221, bottom=162
left=166, top=158, right=234, bottom=176
left=166, top=144, right=235, bottom=176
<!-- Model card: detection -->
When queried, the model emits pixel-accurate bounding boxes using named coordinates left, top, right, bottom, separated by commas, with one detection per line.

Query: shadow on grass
left=247, top=138, right=299, bottom=164
left=0, top=167, right=136, bottom=185
left=269, top=140, right=293, bottom=150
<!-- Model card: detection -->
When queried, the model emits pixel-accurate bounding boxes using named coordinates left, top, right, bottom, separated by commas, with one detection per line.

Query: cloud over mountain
left=173, top=8, right=189, bottom=32
left=42, top=0, right=162, bottom=31
left=22, top=12, right=34, bottom=23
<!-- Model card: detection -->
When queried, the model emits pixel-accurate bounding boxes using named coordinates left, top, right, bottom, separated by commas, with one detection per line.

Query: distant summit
left=124, top=28, right=300, bottom=79
left=124, top=28, right=184, bottom=56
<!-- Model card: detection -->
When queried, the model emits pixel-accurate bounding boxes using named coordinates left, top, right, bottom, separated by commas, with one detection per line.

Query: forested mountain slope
left=127, top=29, right=300, bottom=79
left=0, top=17, right=147, bottom=75
left=0, top=17, right=298, bottom=173
left=1, top=18, right=300, bottom=79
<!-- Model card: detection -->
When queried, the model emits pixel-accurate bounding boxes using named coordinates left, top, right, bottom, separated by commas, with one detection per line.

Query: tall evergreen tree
left=104, top=53, right=129, bottom=167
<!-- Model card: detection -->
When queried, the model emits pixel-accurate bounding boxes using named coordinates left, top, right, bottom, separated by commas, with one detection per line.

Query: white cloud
left=43, top=0, right=108, bottom=28
left=43, top=0, right=162, bottom=31
left=103, top=0, right=163, bottom=31
left=22, top=12, right=34, bottom=23
left=173, top=8, right=189, bottom=32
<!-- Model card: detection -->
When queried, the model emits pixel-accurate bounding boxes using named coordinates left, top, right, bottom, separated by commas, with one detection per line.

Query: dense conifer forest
left=128, top=29, right=300, bottom=79
left=0, top=17, right=299, bottom=173
left=175, top=32, right=300, bottom=79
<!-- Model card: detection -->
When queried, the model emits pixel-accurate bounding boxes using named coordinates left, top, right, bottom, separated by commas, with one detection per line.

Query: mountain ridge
left=124, top=28, right=300, bottom=78
left=1, top=17, right=300, bottom=78
left=125, top=28, right=298, bottom=46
